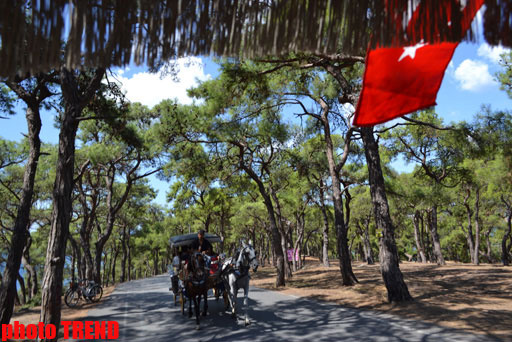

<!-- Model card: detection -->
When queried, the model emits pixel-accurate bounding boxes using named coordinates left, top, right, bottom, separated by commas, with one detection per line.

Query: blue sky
left=437, top=42, right=511, bottom=124
left=1, top=38, right=511, bottom=207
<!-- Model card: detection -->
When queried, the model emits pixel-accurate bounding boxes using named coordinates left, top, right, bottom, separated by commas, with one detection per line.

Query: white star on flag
left=398, top=40, right=427, bottom=62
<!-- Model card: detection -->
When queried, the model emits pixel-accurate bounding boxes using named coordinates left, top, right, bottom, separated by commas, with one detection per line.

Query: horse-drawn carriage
left=169, top=233, right=224, bottom=305
left=168, top=232, right=259, bottom=329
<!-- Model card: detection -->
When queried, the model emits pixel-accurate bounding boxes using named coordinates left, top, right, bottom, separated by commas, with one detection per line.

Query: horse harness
left=186, top=252, right=207, bottom=286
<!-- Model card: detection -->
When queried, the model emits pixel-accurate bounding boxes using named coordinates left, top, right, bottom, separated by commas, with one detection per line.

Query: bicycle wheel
left=64, top=289, right=80, bottom=308
left=88, top=285, right=103, bottom=302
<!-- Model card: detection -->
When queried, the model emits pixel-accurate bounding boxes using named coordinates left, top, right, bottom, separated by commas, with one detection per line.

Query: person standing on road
left=169, top=251, right=180, bottom=293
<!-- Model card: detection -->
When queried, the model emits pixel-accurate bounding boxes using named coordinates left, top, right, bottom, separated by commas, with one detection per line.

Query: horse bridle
left=223, top=247, right=253, bottom=280
left=243, top=246, right=257, bottom=265
left=239, top=246, right=258, bottom=275
left=189, top=252, right=207, bottom=285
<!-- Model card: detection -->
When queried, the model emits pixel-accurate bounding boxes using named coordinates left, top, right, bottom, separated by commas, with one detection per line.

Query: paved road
left=82, top=274, right=500, bottom=342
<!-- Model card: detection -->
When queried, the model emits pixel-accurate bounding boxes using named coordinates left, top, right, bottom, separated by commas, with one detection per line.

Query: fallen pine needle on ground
left=252, top=258, right=512, bottom=341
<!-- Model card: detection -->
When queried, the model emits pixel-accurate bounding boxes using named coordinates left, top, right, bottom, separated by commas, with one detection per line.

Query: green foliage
left=385, top=109, right=468, bottom=187
left=19, top=291, right=42, bottom=309
left=4, top=49, right=512, bottom=305
left=497, top=50, right=512, bottom=99
left=0, top=85, right=16, bottom=116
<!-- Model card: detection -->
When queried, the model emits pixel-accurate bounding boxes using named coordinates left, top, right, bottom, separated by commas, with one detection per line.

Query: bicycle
left=64, top=279, right=103, bottom=308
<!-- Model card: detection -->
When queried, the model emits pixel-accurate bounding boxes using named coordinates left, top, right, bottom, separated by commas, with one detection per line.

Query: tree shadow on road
left=82, top=277, right=504, bottom=342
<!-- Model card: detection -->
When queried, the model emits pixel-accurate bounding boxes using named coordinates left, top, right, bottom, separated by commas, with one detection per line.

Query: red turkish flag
left=353, top=0, right=484, bottom=126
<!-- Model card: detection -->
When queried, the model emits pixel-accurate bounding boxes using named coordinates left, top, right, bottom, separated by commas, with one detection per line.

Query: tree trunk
left=502, top=203, right=512, bottom=266
left=269, top=186, right=293, bottom=279
left=93, top=159, right=137, bottom=284
left=127, top=232, right=132, bottom=281
left=281, top=234, right=293, bottom=279
left=120, top=225, right=127, bottom=282
left=40, top=109, right=78, bottom=334
left=302, top=229, right=318, bottom=261
left=80, top=235, right=95, bottom=280
left=463, top=188, right=475, bottom=263
left=23, top=259, right=37, bottom=302
left=294, top=213, right=305, bottom=270
left=258, top=233, right=266, bottom=267
left=427, top=206, right=445, bottom=265
left=0, top=105, right=42, bottom=325
left=287, top=225, right=295, bottom=271
left=17, top=274, right=26, bottom=306
left=95, top=243, right=105, bottom=285
left=76, top=171, right=100, bottom=282
left=484, top=228, right=493, bottom=263
left=71, top=246, right=77, bottom=284
left=319, top=180, right=330, bottom=267
left=321, top=109, right=357, bottom=286
left=272, top=241, right=276, bottom=267
left=474, top=187, right=481, bottom=265
left=296, top=238, right=303, bottom=269
left=103, top=252, right=109, bottom=287
left=361, top=126, right=412, bottom=302
left=79, top=255, right=87, bottom=281
left=419, top=214, right=431, bottom=262
left=112, top=248, right=119, bottom=284
left=67, top=236, right=81, bottom=283
left=355, top=242, right=363, bottom=262
left=26, top=271, right=33, bottom=302
left=14, top=292, right=20, bottom=307
left=153, top=249, right=159, bottom=276
left=241, top=162, right=285, bottom=286
left=413, top=211, right=427, bottom=263
left=39, top=68, right=104, bottom=338
left=22, top=235, right=38, bottom=300
left=77, top=205, right=95, bottom=280
left=290, top=240, right=297, bottom=272
left=361, top=219, right=375, bottom=265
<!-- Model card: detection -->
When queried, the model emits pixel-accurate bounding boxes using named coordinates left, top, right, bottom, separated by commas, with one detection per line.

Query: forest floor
left=251, top=258, right=512, bottom=341
left=8, top=284, right=116, bottom=341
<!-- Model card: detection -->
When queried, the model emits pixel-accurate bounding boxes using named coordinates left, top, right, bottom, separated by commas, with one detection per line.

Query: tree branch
left=0, top=178, right=20, bottom=201
left=402, top=116, right=455, bottom=130
left=335, top=127, right=355, bottom=174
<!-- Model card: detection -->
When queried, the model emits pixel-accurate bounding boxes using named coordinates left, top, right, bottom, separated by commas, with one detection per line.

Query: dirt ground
left=252, top=258, right=512, bottom=341
left=8, top=285, right=116, bottom=341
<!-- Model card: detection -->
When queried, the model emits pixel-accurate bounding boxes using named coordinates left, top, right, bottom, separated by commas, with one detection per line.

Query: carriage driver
left=192, top=229, right=212, bottom=254
left=192, top=229, right=213, bottom=269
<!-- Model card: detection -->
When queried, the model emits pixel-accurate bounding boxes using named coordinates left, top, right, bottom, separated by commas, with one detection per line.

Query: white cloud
left=116, top=67, right=130, bottom=76
left=477, top=43, right=510, bottom=64
left=113, top=57, right=210, bottom=108
left=453, top=59, right=495, bottom=91
left=342, top=102, right=355, bottom=115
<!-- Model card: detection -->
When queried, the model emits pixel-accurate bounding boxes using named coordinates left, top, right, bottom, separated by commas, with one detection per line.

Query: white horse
left=221, top=242, right=259, bottom=326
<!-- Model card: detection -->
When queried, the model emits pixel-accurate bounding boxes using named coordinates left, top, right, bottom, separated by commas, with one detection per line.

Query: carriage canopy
left=169, top=233, right=222, bottom=249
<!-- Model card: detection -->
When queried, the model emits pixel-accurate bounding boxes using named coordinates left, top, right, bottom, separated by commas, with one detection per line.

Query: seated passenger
left=207, top=250, right=220, bottom=275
